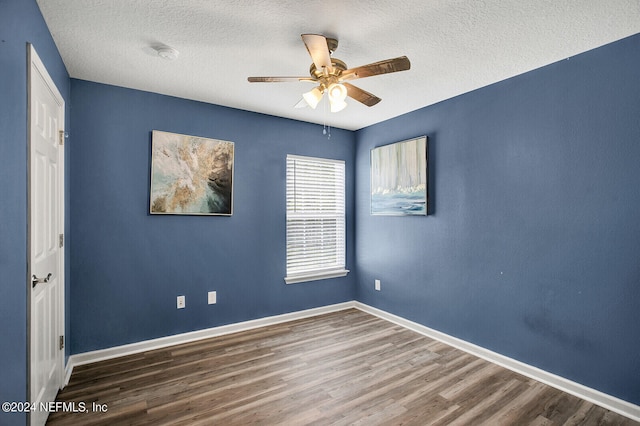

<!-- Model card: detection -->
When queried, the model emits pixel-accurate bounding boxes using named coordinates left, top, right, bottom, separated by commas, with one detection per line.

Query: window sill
left=285, top=269, right=350, bottom=285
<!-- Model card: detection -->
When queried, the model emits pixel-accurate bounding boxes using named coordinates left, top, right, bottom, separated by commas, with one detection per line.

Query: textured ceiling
left=37, top=0, right=640, bottom=130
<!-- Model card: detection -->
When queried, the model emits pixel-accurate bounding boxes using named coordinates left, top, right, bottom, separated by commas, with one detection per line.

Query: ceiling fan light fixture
left=327, top=83, right=347, bottom=102
left=330, top=98, right=347, bottom=113
left=303, top=86, right=323, bottom=109
left=327, top=83, right=348, bottom=112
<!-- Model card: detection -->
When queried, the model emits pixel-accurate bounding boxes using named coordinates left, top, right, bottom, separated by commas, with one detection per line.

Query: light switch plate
left=208, top=291, right=217, bottom=304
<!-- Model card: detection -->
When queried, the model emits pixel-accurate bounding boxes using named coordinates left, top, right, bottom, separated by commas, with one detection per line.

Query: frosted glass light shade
left=303, top=87, right=323, bottom=109
left=328, top=83, right=347, bottom=102
left=330, top=99, right=347, bottom=112
left=327, top=83, right=347, bottom=112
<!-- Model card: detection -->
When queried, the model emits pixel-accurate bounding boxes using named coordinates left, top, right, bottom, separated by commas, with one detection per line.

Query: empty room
left=1, top=0, right=639, bottom=424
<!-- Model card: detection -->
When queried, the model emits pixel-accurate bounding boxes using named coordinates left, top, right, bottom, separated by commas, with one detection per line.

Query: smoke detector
left=154, top=46, right=179, bottom=60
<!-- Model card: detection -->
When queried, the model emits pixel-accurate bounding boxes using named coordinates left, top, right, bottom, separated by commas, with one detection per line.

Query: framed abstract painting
left=370, top=136, right=427, bottom=216
left=150, top=130, right=234, bottom=215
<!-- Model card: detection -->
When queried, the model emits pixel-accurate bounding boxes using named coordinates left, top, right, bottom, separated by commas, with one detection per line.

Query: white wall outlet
left=375, top=279, right=381, bottom=291
left=177, top=295, right=185, bottom=309
left=208, top=291, right=217, bottom=305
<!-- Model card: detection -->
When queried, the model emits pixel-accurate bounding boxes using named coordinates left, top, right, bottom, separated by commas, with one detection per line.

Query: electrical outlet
left=177, top=295, right=185, bottom=309
left=208, top=291, right=217, bottom=305
left=375, top=279, right=381, bottom=291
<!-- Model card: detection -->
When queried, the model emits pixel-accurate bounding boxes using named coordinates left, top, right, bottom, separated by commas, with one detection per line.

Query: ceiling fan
left=248, top=34, right=411, bottom=112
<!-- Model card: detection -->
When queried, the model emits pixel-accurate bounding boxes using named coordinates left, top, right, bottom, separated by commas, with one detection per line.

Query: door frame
left=27, top=43, right=66, bottom=423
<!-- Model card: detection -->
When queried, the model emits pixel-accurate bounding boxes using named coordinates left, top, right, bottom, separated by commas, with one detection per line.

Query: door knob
left=32, top=273, right=52, bottom=288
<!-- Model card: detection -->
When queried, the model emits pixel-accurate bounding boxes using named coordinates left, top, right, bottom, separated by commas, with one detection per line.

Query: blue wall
left=355, top=34, right=640, bottom=405
left=2, top=0, right=639, bottom=418
left=0, top=0, right=70, bottom=422
left=69, top=80, right=356, bottom=354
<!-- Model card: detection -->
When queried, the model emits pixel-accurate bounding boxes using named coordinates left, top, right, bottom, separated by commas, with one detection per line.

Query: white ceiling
left=37, top=0, right=640, bottom=131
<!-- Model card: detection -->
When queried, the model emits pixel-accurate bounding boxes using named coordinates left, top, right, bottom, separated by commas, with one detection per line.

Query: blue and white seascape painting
left=371, top=136, right=427, bottom=216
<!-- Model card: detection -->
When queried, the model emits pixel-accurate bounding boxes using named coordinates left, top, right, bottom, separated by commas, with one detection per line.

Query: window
left=285, top=155, right=349, bottom=284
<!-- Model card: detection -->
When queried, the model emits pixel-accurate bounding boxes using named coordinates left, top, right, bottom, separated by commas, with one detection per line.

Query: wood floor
left=47, top=309, right=637, bottom=425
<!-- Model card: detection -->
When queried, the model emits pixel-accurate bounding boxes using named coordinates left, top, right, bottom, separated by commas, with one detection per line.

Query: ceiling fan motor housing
left=325, top=37, right=339, bottom=54
left=310, top=58, right=347, bottom=88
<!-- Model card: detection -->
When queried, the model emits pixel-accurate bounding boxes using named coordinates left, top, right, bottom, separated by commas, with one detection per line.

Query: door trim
left=27, top=43, right=66, bottom=425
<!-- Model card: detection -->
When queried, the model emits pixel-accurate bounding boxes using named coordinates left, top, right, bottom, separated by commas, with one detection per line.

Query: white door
left=29, top=44, right=65, bottom=426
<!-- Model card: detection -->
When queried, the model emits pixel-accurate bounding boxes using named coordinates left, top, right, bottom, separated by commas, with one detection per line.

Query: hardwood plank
left=479, top=381, right=550, bottom=425
left=438, top=362, right=504, bottom=400
left=443, top=378, right=524, bottom=426
left=47, top=309, right=638, bottom=425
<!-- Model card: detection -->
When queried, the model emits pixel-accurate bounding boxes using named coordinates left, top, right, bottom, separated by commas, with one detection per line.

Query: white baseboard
left=354, top=302, right=640, bottom=423
left=63, top=300, right=639, bottom=422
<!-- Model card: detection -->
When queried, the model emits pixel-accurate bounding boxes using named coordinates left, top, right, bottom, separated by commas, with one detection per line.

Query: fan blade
left=248, top=76, right=315, bottom=83
left=343, top=83, right=381, bottom=107
left=341, top=56, right=410, bottom=81
left=301, top=34, right=333, bottom=73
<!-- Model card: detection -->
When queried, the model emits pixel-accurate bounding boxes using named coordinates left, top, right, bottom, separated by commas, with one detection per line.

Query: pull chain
left=322, top=96, right=331, bottom=139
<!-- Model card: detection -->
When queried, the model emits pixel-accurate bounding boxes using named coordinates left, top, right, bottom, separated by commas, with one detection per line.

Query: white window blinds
left=285, top=155, right=349, bottom=284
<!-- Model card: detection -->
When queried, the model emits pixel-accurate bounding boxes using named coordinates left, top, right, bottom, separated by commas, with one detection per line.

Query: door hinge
left=58, top=130, right=65, bottom=146
left=59, top=234, right=64, bottom=248
left=59, top=335, right=64, bottom=350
